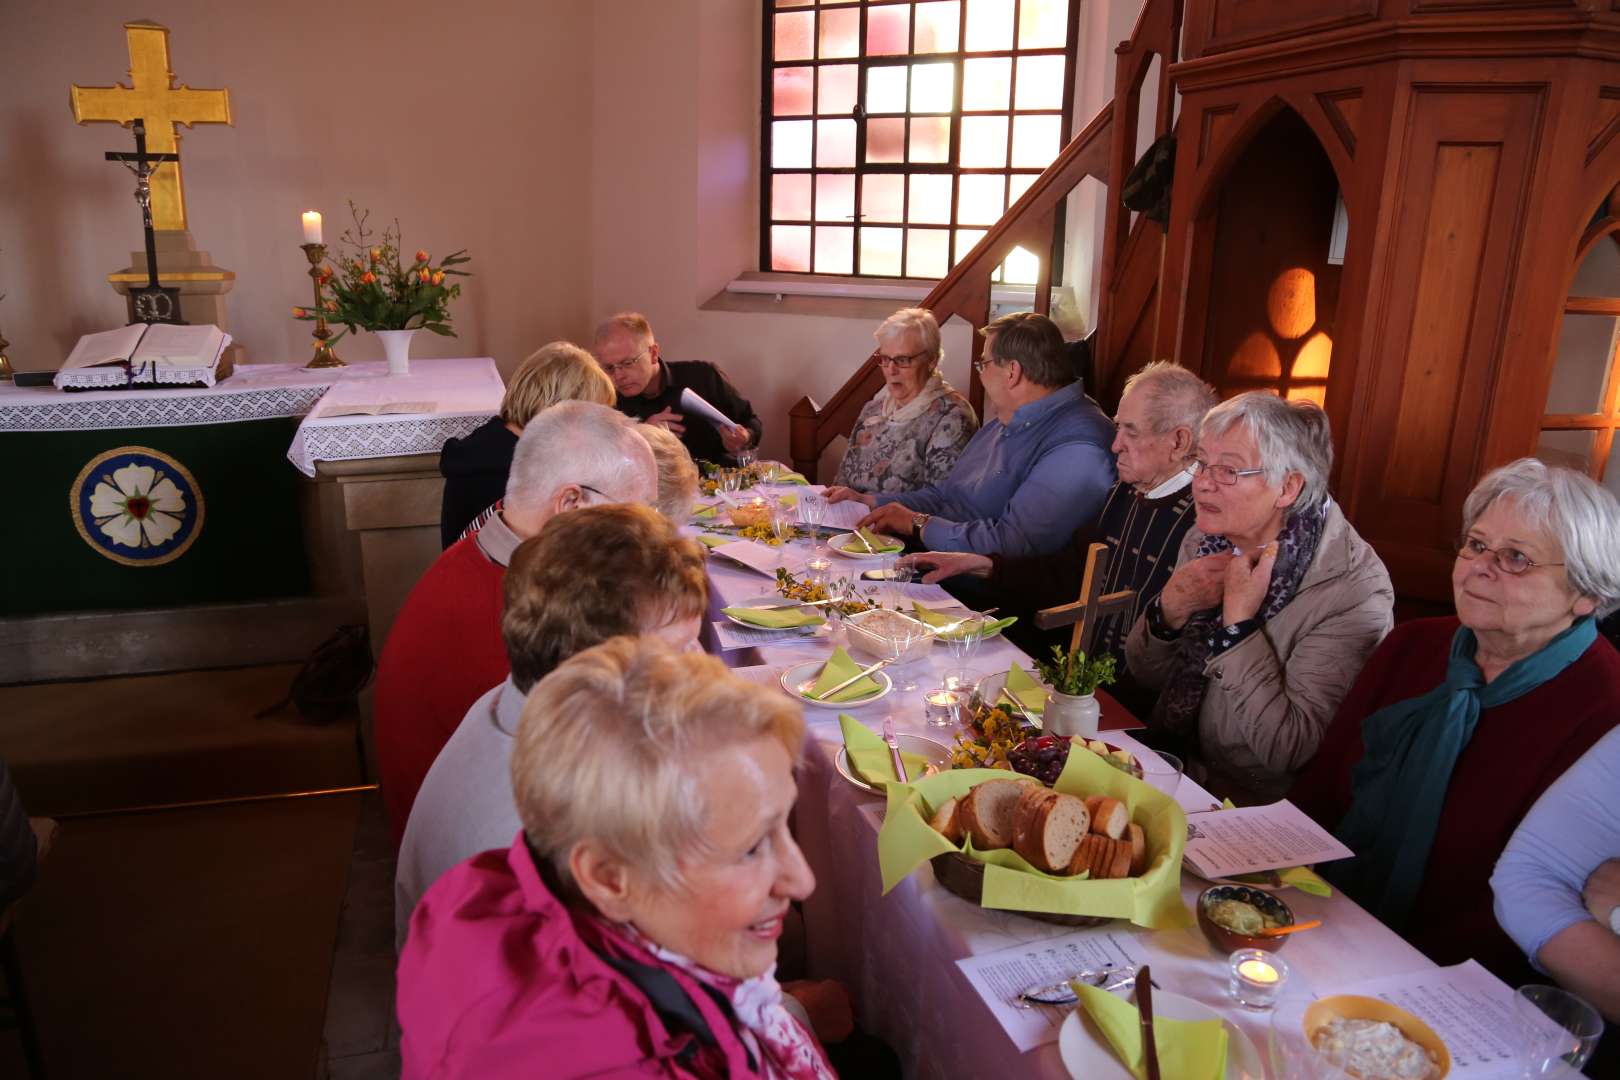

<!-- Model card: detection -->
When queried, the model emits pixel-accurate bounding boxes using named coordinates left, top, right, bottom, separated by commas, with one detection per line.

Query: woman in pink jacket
left=397, top=636, right=836, bottom=1079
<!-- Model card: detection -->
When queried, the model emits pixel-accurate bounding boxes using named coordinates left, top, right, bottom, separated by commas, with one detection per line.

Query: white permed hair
left=1462, top=458, right=1620, bottom=616
left=875, top=307, right=942, bottom=360
left=504, top=400, right=655, bottom=513
left=1122, top=361, right=1219, bottom=437
left=1199, top=392, right=1334, bottom=515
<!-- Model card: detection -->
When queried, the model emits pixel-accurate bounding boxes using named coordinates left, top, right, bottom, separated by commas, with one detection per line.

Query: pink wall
left=1, top=0, right=595, bottom=374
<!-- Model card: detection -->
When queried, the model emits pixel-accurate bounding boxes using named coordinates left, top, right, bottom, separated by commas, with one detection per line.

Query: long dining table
left=691, top=489, right=1444, bottom=1079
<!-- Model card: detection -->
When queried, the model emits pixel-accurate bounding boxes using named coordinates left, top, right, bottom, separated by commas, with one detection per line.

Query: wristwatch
left=912, top=512, right=932, bottom=539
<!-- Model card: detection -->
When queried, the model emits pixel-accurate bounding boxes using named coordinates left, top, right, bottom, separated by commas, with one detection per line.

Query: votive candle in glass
left=923, top=688, right=962, bottom=727
left=806, top=557, right=832, bottom=585
left=1227, top=948, right=1288, bottom=1009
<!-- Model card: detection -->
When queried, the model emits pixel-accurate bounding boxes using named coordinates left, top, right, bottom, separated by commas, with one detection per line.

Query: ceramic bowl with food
left=1302, top=995, right=1450, bottom=1079
left=1197, top=884, right=1296, bottom=953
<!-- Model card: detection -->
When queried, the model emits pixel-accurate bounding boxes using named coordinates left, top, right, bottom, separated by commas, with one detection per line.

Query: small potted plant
left=1034, top=644, right=1117, bottom=738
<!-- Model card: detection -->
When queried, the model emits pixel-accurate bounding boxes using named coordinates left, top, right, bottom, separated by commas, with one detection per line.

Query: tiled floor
left=318, top=791, right=400, bottom=1080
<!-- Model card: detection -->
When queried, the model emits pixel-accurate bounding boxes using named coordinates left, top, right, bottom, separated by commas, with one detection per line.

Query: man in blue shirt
left=827, top=312, right=1115, bottom=557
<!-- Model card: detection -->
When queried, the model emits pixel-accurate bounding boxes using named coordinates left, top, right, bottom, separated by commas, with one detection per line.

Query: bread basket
left=928, top=852, right=1112, bottom=927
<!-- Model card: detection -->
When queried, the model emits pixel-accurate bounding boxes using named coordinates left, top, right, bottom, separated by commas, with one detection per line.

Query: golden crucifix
left=1034, top=543, right=1138, bottom=658
left=70, top=20, right=232, bottom=232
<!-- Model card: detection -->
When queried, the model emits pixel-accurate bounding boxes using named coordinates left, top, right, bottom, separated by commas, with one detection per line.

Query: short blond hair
left=875, top=307, right=941, bottom=360
left=501, top=342, right=616, bottom=427
left=502, top=505, right=707, bottom=693
left=592, top=312, right=654, bottom=350
left=634, top=424, right=701, bottom=521
left=513, top=637, right=804, bottom=893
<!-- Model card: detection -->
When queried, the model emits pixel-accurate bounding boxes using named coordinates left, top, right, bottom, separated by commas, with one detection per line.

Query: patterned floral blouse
left=833, top=374, right=978, bottom=494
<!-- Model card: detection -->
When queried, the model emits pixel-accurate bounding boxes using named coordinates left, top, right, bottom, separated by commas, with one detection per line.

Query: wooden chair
left=0, top=817, right=56, bottom=1080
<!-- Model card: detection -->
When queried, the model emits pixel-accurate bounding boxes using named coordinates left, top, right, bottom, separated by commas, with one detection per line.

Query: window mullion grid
left=808, top=7, right=822, bottom=274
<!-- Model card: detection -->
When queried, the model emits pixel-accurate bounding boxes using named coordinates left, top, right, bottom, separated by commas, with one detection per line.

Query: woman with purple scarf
left=1124, top=393, right=1394, bottom=804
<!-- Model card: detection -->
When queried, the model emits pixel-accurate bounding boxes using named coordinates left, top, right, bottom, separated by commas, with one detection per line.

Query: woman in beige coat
left=1125, top=392, right=1393, bottom=803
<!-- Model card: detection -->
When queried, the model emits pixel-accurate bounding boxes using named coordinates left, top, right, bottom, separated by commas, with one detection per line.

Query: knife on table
left=882, top=718, right=909, bottom=782
left=811, top=658, right=888, bottom=701
left=1138, top=964, right=1161, bottom=1080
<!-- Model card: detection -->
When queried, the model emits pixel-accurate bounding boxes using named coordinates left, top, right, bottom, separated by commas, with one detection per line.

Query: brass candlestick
left=0, top=329, right=12, bottom=382
left=301, top=242, right=344, bottom=369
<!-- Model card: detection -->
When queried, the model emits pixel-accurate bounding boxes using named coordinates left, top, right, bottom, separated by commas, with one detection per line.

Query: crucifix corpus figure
left=1034, top=542, right=1138, bottom=659
left=105, top=119, right=184, bottom=324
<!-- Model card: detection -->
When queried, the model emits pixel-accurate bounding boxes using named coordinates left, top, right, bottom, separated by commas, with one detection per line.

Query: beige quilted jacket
left=1124, top=502, right=1394, bottom=803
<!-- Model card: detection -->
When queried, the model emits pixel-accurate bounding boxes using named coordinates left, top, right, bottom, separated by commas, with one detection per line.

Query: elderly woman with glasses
left=827, top=307, right=977, bottom=495
left=1124, top=392, right=1394, bottom=804
left=1293, top=458, right=1620, bottom=983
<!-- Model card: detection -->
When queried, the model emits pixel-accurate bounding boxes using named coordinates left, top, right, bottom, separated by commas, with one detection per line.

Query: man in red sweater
left=375, top=401, right=657, bottom=844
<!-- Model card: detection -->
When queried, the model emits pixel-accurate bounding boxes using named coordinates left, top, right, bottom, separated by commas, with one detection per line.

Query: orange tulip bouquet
left=294, top=201, right=471, bottom=340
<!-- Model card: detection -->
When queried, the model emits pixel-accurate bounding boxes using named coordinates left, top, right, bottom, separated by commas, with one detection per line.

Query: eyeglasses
left=1457, top=536, right=1564, bottom=576
left=971, top=356, right=1004, bottom=374
left=1185, top=458, right=1266, bottom=486
left=599, top=347, right=649, bottom=377
left=577, top=483, right=611, bottom=502
left=870, top=348, right=931, bottom=370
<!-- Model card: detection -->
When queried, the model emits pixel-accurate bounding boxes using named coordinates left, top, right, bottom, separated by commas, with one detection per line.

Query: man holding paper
left=592, top=312, right=763, bottom=466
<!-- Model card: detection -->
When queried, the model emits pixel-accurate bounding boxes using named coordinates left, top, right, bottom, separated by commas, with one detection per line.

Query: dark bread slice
left=1103, top=837, right=1134, bottom=879
left=1068, top=833, right=1102, bottom=877
left=1127, top=823, right=1147, bottom=875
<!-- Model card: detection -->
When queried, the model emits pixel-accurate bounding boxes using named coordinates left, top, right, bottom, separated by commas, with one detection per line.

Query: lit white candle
left=1237, top=958, right=1279, bottom=984
left=301, top=210, right=322, bottom=244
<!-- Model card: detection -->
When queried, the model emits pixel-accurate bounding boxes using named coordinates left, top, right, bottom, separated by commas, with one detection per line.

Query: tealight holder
left=1228, top=948, right=1288, bottom=1009
left=805, top=557, right=832, bottom=586
left=923, top=687, right=963, bottom=727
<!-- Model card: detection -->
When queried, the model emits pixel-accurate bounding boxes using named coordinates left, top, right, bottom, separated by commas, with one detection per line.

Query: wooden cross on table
left=1033, top=542, right=1138, bottom=658
left=70, top=20, right=232, bottom=233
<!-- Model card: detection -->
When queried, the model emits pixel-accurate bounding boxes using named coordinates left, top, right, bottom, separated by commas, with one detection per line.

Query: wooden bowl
left=929, top=852, right=1111, bottom=928
left=1196, top=884, right=1295, bottom=953
left=1302, top=994, right=1451, bottom=1078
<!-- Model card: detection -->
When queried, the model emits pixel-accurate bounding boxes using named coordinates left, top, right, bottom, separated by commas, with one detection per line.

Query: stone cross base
left=109, top=228, right=246, bottom=368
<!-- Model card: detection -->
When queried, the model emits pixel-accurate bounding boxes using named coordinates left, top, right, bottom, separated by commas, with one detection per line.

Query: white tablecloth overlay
left=0, top=363, right=337, bottom=432
left=286, top=357, right=503, bottom=476
left=696, top=489, right=1438, bottom=1079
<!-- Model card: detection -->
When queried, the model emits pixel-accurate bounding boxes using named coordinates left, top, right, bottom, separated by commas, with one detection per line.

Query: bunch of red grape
left=1007, top=734, right=1069, bottom=786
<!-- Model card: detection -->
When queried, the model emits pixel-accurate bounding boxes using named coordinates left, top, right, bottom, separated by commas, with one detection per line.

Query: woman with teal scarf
left=1292, top=459, right=1620, bottom=982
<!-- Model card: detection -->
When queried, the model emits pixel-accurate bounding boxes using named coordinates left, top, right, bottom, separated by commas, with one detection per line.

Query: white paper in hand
left=679, top=387, right=739, bottom=431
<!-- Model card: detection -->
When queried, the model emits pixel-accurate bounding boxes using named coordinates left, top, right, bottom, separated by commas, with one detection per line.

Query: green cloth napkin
left=839, top=528, right=903, bottom=555
left=692, top=503, right=719, bottom=519
left=721, top=604, right=825, bottom=629
left=876, top=750, right=1193, bottom=927
left=809, top=646, right=883, bottom=703
left=1074, top=984, right=1228, bottom=1080
left=1217, top=799, right=1333, bottom=897
left=998, top=664, right=1047, bottom=715
left=696, top=533, right=729, bottom=549
left=910, top=603, right=1017, bottom=640
left=838, top=714, right=927, bottom=785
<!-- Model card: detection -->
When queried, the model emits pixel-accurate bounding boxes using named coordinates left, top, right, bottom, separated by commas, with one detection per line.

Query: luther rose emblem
left=70, top=447, right=205, bottom=566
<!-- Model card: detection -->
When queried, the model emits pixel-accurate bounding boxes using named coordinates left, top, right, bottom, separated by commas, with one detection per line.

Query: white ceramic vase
left=1044, top=690, right=1100, bottom=738
left=376, top=328, right=418, bottom=375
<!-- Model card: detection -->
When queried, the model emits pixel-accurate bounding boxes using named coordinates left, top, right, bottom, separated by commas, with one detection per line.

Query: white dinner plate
left=779, top=659, right=892, bottom=709
left=834, top=733, right=955, bottom=795
left=720, top=593, right=825, bottom=631
left=1057, top=988, right=1265, bottom=1080
left=827, top=531, right=904, bottom=558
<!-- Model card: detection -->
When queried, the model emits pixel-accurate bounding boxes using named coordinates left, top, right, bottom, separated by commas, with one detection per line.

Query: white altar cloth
left=286, top=357, right=503, bottom=475
left=0, top=363, right=336, bottom=432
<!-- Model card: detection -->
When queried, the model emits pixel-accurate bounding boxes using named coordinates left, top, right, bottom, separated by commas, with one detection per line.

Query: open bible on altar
left=55, top=323, right=233, bottom=391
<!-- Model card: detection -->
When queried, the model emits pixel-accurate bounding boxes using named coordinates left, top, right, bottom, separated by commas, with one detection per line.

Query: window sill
left=702, top=271, right=1060, bottom=321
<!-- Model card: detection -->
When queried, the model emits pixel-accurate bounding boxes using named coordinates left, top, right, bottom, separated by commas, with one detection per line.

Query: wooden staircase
left=788, top=0, right=1184, bottom=480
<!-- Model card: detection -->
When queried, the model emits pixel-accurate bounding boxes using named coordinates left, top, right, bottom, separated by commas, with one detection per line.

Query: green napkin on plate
left=696, top=533, right=729, bottom=548
left=998, top=664, right=1047, bottom=715
left=1074, top=984, right=1228, bottom=1080
left=721, top=605, right=825, bottom=629
left=910, top=603, right=1017, bottom=640
left=692, top=502, right=719, bottom=519
left=809, top=646, right=883, bottom=702
left=839, top=528, right=903, bottom=555
left=838, top=714, right=926, bottom=785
